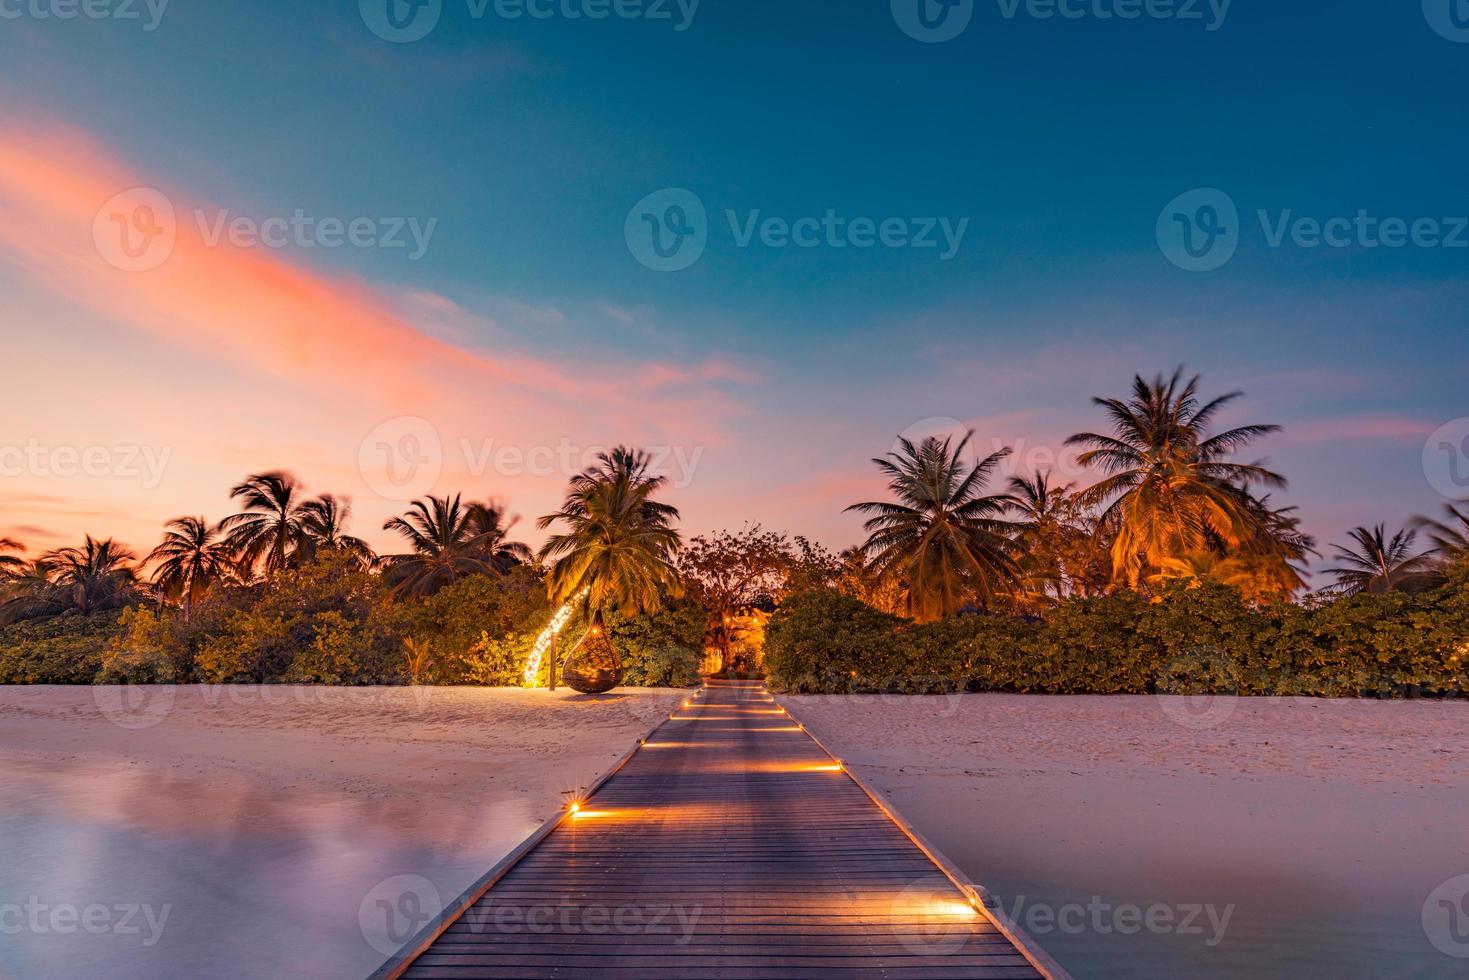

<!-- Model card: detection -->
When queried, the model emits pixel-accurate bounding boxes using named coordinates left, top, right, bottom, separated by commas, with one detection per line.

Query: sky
left=0, top=0, right=1466, bottom=575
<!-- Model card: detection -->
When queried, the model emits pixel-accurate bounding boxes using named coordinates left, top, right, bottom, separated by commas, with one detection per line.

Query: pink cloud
left=1278, top=415, right=1434, bottom=446
left=0, top=118, right=761, bottom=551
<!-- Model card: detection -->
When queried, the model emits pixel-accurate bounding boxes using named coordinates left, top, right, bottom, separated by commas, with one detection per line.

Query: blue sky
left=0, top=0, right=1465, bottom=572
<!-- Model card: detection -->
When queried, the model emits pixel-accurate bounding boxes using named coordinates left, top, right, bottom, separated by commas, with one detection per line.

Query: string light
left=522, top=587, right=590, bottom=687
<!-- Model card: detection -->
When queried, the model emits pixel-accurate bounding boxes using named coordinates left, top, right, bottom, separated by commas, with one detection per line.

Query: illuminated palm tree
left=1327, top=525, right=1436, bottom=596
left=538, top=447, right=683, bottom=617
left=146, top=517, right=234, bottom=618
left=1066, top=370, right=1284, bottom=586
left=43, top=536, right=140, bottom=615
left=298, top=495, right=375, bottom=566
left=220, top=471, right=309, bottom=576
left=382, top=494, right=508, bottom=597
left=847, top=432, right=1019, bottom=621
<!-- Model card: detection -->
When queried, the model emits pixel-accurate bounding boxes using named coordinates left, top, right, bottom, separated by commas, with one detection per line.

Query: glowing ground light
left=521, top=586, right=590, bottom=687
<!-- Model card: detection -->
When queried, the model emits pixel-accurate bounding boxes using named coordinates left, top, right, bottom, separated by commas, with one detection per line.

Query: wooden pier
left=375, top=679, right=1065, bottom=979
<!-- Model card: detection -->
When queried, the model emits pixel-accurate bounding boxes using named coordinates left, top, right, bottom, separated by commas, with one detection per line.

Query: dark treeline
left=2, top=370, right=1465, bottom=691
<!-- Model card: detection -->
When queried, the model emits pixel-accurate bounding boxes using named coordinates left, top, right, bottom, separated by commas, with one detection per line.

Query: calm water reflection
left=0, top=758, right=539, bottom=979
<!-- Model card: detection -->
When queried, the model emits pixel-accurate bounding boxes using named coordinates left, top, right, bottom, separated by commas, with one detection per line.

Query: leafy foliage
left=764, top=581, right=1469, bottom=697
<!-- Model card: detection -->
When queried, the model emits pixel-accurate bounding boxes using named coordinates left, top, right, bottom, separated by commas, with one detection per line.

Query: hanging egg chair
left=560, top=614, right=623, bottom=694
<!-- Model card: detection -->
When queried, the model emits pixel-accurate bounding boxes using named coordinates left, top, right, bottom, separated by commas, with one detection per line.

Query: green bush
left=607, top=598, right=705, bottom=687
left=0, top=611, right=124, bottom=683
left=195, top=552, right=399, bottom=683
left=396, top=566, right=548, bottom=684
left=764, top=581, right=1469, bottom=697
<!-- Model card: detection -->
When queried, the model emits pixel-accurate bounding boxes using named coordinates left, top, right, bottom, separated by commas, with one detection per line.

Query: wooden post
left=549, top=631, right=558, bottom=691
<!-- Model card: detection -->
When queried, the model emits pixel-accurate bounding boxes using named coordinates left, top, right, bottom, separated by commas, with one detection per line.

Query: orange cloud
left=0, top=119, right=753, bottom=436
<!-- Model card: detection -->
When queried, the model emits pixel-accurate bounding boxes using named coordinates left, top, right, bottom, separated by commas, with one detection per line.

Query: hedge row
left=0, top=553, right=703, bottom=687
left=763, top=574, right=1469, bottom=698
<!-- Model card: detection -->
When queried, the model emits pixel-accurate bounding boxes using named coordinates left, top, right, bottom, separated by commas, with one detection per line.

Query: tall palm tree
left=43, top=536, right=140, bottom=615
left=298, top=494, right=375, bottom=566
left=219, top=471, right=309, bottom=576
left=382, top=494, right=507, bottom=597
left=846, top=433, right=1019, bottom=621
left=146, top=517, right=234, bottom=617
left=0, top=537, right=24, bottom=579
left=467, top=502, right=534, bottom=572
left=1326, top=525, right=1436, bottom=596
left=538, top=447, right=683, bottom=616
left=1066, top=370, right=1285, bottom=587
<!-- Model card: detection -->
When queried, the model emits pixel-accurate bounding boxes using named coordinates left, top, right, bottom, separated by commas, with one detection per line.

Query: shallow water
left=0, top=758, right=535, bottom=980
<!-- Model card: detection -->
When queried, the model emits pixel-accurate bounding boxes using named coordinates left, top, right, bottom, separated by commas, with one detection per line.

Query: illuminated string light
left=522, top=587, right=591, bottom=687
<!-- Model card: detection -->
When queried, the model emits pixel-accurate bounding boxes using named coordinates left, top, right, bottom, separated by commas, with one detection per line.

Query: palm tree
left=298, top=495, right=375, bottom=566
left=846, top=433, right=1019, bottom=621
left=0, top=537, right=24, bottom=579
left=1326, top=525, right=1437, bottom=596
left=538, top=447, right=683, bottom=616
left=43, top=536, right=140, bottom=615
left=382, top=494, right=506, bottom=597
left=219, top=471, right=309, bottom=576
left=1004, top=471, right=1087, bottom=607
left=1414, top=502, right=1469, bottom=567
left=467, top=502, right=534, bottom=572
left=0, top=558, right=59, bottom=624
left=1066, top=370, right=1285, bottom=587
left=146, top=517, right=234, bottom=618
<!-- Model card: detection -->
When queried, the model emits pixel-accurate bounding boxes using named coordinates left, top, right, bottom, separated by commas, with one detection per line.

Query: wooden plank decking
left=377, top=679, right=1062, bottom=979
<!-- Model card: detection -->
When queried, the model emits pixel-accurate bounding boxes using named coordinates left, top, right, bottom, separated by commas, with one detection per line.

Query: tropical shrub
left=0, top=611, right=124, bottom=683
left=607, top=597, right=705, bottom=687
left=194, top=552, right=398, bottom=682
left=764, top=581, right=1469, bottom=697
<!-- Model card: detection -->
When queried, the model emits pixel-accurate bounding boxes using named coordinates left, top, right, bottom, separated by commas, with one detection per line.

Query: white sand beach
left=0, top=685, right=683, bottom=980
left=786, top=693, right=1469, bottom=979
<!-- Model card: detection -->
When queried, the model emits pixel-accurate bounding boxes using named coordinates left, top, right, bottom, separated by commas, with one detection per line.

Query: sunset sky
left=1, top=2, right=1465, bottom=574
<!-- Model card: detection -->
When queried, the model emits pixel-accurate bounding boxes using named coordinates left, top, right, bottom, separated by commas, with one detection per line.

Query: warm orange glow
left=567, top=801, right=582, bottom=814
left=570, top=809, right=614, bottom=820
